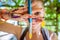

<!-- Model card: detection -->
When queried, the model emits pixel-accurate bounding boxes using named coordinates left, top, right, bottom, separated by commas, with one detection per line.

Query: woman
left=19, top=0, right=58, bottom=40
left=11, top=0, right=57, bottom=40
left=0, top=0, right=58, bottom=40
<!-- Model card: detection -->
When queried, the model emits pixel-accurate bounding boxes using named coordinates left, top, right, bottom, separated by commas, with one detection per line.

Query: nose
left=32, top=20, right=37, bottom=25
left=32, top=22, right=35, bottom=25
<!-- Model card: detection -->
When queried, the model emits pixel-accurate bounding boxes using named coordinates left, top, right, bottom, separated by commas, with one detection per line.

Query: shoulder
left=41, top=28, right=58, bottom=40
left=49, top=30, right=58, bottom=40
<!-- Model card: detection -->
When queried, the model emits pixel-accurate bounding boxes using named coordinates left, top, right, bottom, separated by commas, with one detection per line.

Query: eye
left=34, top=12, right=40, bottom=15
left=21, top=14, right=24, bottom=15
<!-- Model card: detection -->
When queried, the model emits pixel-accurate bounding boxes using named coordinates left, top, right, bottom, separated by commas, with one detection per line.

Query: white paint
left=6, top=19, right=18, bottom=26
left=58, top=32, right=60, bottom=40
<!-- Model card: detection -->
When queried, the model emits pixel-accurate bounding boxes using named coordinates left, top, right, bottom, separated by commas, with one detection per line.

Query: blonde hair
left=32, top=0, right=43, bottom=2
left=26, top=0, right=43, bottom=2
left=25, top=0, right=44, bottom=7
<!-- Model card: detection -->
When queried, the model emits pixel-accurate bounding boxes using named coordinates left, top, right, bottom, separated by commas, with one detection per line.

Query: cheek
left=40, top=9, right=45, bottom=17
left=40, top=13, right=44, bottom=18
left=32, top=22, right=41, bottom=30
left=32, top=21, right=39, bottom=27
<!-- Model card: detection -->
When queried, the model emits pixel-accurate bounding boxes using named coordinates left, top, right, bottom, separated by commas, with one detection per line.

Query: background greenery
left=44, top=0, right=60, bottom=34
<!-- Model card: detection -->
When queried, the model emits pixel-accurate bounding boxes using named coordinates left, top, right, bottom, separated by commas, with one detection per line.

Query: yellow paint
left=29, top=33, right=32, bottom=39
left=41, top=21, right=46, bottom=28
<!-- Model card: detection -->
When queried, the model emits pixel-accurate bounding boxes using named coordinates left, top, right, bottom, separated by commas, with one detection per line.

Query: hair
left=25, top=0, right=44, bottom=7
left=26, top=0, right=43, bottom=2
left=32, top=0, right=43, bottom=2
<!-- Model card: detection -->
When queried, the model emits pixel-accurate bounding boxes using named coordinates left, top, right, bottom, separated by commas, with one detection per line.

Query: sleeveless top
left=20, top=27, right=51, bottom=40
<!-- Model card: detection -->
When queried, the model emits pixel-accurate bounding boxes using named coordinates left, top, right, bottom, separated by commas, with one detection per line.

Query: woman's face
left=32, top=8, right=44, bottom=30
left=20, top=7, right=44, bottom=31
left=23, top=1, right=44, bottom=31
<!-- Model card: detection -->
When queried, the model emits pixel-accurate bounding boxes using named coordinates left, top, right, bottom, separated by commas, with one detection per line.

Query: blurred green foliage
left=0, top=0, right=25, bottom=7
left=44, top=0, right=60, bottom=33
